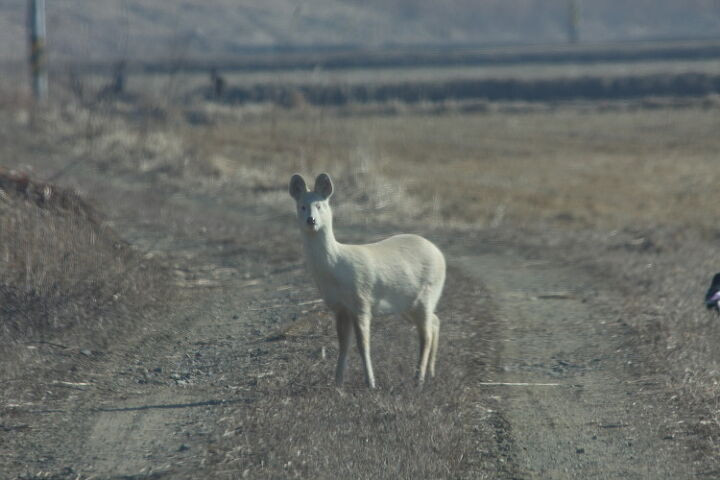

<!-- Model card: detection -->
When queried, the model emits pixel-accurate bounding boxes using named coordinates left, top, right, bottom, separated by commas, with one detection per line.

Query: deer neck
left=303, top=221, right=341, bottom=271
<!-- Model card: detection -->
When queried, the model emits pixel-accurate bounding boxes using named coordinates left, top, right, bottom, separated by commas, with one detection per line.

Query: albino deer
left=289, top=173, right=446, bottom=388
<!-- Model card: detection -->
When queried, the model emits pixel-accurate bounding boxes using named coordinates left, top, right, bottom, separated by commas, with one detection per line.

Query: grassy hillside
left=1, top=0, right=720, bottom=63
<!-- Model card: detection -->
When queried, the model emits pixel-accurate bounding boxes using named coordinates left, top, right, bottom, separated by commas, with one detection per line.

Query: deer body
left=290, top=173, right=446, bottom=388
left=307, top=234, right=443, bottom=317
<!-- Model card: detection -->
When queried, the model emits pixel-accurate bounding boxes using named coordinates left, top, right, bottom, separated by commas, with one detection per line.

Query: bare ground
left=1, top=98, right=719, bottom=478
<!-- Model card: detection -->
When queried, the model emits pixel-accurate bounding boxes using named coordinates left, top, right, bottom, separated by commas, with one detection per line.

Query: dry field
left=179, top=97, right=720, bottom=231
left=2, top=83, right=720, bottom=477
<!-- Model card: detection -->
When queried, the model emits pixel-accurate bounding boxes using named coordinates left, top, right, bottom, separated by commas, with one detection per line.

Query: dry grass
left=0, top=168, right=168, bottom=378
left=206, top=268, right=502, bottom=479
left=172, top=99, right=720, bottom=232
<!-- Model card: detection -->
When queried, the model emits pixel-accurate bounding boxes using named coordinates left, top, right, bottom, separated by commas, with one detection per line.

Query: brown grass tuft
left=0, top=170, right=169, bottom=371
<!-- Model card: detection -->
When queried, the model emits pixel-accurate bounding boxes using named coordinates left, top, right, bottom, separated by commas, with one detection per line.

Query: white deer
left=289, top=173, right=446, bottom=388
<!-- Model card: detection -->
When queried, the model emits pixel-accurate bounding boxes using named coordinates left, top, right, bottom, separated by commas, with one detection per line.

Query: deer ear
left=289, top=174, right=307, bottom=201
left=314, top=173, right=333, bottom=199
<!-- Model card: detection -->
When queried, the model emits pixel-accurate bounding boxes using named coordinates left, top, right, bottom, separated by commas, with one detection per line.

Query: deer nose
left=307, top=217, right=316, bottom=226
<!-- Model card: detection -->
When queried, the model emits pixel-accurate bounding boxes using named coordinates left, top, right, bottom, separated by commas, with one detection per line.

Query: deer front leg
left=353, top=312, right=376, bottom=389
left=335, top=311, right=352, bottom=386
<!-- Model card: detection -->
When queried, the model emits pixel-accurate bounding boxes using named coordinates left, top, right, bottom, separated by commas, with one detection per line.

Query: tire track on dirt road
left=454, top=252, right=693, bottom=479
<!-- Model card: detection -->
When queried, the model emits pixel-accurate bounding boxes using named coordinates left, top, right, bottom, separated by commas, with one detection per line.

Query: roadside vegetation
left=0, top=145, right=169, bottom=394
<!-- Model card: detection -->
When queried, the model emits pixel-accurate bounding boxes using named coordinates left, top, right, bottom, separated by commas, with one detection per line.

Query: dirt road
left=455, top=252, right=692, bottom=479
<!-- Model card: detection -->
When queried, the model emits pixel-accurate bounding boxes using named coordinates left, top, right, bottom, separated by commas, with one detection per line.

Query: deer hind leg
left=353, top=312, right=376, bottom=389
left=429, top=314, right=440, bottom=379
left=415, top=308, right=434, bottom=385
left=335, top=311, right=352, bottom=386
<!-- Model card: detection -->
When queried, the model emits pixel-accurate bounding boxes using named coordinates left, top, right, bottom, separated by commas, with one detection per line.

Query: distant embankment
left=215, top=72, right=720, bottom=105
left=37, top=39, right=720, bottom=75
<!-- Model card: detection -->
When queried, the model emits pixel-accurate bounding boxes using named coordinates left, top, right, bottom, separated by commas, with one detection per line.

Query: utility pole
left=28, top=0, right=48, bottom=102
left=567, top=0, right=581, bottom=44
